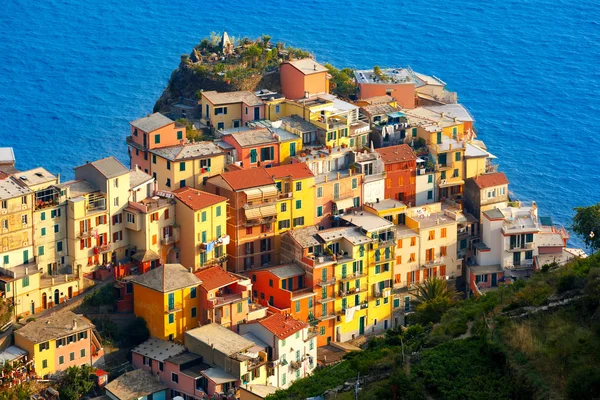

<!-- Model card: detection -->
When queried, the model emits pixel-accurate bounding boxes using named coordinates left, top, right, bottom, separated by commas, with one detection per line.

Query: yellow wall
left=279, top=138, right=303, bottom=165
left=0, top=193, right=33, bottom=254
left=133, top=284, right=200, bottom=342
left=201, top=99, right=242, bottom=129
left=274, top=176, right=315, bottom=236
left=151, top=152, right=226, bottom=191
left=465, top=157, right=486, bottom=179
left=14, top=334, right=55, bottom=376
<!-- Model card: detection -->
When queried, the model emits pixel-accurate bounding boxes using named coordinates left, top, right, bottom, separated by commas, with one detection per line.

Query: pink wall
left=222, top=136, right=280, bottom=169
left=241, top=103, right=265, bottom=125
left=280, top=64, right=328, bottom=100
left=315, top=176, right=362, bottom=228
left=54, top=331, right=93, bottom=372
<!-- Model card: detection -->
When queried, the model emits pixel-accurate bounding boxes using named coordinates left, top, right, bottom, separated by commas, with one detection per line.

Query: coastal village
left=0, top=33, right=586, bottom=399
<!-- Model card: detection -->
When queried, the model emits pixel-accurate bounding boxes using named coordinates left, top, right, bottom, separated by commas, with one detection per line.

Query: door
left=30, top=301, right=35, bottom=315
left=68, top=286, right=73, bottom=299
left=359, top=316, right=365, bottom=335
left=491, top=273, right=498, bottom=287
left=513, top=252, right=521, bottom=266
left=254, top=107, right=260, bottom=120
left=54, top=289, right=60, bottom=305
left=42, top=293, right=47, bottom=309
left=290, top=142, right=296, bottom=157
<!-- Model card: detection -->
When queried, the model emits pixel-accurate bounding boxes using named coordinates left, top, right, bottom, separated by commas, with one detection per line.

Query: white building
left=415, top=158, right=435, bottom=206
left=239, top=313, right=317, bottom=389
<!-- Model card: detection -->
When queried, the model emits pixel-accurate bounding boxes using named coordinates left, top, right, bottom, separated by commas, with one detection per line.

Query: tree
left=572, top=203, right=600, bottom=251
left=261, top=35, right=272, bottom=48
left=243, top=45, right=263, bottom=68
left=58, top=365, right=95, bottom=400
left=413, top=276, right=458, bottom=305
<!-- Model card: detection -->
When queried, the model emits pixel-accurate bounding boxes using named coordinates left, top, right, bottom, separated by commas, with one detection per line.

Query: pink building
left=280, top=59, right=329, bottom=100
left=468, top=265, right=504, bottom=296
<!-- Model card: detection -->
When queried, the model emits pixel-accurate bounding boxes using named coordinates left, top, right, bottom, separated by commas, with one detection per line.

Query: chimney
left=336, top=172, right=340, bottom=180
left=314, top=64, right=317, bottom=71
left=72, top=319, right=77, bottom=330
left=376, top=198, right=380, bottom=203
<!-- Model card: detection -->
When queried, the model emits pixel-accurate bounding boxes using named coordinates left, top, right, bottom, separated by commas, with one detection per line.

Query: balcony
left=290, top=360, right=302, bottom=370
left=78, top=230, right=94, bottom=239
left=317, top=296, right=335, bottom=304
left=339, top=285, right=367, bottom=297
left=34, top=188, right=60, bottom=211
left=316, top=277, right=337, bottom=287
left=203, top=254, right=229, bottom=267
left=86, top=193, right=107, bottom=214
left=423, top=258, right=445, bottom=267
left=95, top=243, right=111, bottom=254
left=504, top=259, right=534, bottom=269
left=290, top=287, right=314, bottom=299
left=242, top=215, right=277, bottom=227
left=126, top=135, right=146, bottom=151
left=207, top=291, right=246, bottom=309
left=339, top=272, right=367, bottom=282
left=165, top=302, right=183, bottom=313
left=161, top=229, right=180, bottom=245
left=507, top=242, right=535, bottom=252
left=373, top=288, right=392, bottom=298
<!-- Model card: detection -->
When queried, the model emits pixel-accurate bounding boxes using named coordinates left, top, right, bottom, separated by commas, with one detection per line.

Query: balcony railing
left=317, top=277, right=337, bottom=286
left=339, top=272, right=367, bottom=282
left=507, top=242, right=535, bottom=252
left=203, top=254, right=229, bottom=267
left=165, top=302, right=183, bottom=313
left=78, top=230, right=94, bottom=239
left=95, top=243, right=111, bottom=254
left=504, top=259, right=534, bottom=269
left=339, top=285, right=368, bottom=297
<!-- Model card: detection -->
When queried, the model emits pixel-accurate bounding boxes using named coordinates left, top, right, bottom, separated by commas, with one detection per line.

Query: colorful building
left=200, top=91, right=265, bottom=131
left=173, top=186, right=229, bottom=270
left=293, top=147, right=363, bottom=228
left=194, top=265, right=266, bottom=331
left=0, top=175, right=34, bottom=272
left=279, top=58, right=329, bottom=100
left=127, top=113, right=187, bottom=174
left=375, top=144, right=418, bottom=205
left=131, top=264, right=201, bottom=342
left=463, top=172, right=509, bottom=221
left=205, top=169, right=278, bottom=272
left=14, top=311, right=103, bottom=377
left=239, top=313, right=317, bottom=388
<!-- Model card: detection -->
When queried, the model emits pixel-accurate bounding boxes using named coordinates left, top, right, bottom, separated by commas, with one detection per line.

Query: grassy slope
left=267, top=254, right=600, bottom=400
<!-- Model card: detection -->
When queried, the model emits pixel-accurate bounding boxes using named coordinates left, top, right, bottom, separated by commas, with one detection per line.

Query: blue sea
left=1, top=0, right=599, bottom=247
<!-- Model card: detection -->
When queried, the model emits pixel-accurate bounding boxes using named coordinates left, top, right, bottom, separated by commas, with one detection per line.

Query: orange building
left=127, top=113, right=186, bottom=174
left=248, top=264, right=315, bottom=323
left=280, top=59, right=329, bottom=100
left=375, top=144, right=418, bottom=205
left=194, top=265, right=266, bottom=332
left=354, top=68, right=416, bottom=108
left=222, top=128, right=282, bottom=169
left=204, top=169, right=278, bottom=273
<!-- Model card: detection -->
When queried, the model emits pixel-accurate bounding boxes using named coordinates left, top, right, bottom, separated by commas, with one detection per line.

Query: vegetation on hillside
left=268, top=216, right=600, bottom=400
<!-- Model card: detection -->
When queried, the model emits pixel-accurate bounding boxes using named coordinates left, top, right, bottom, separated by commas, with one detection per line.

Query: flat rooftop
left=365, top=199, right=406, bottom=212
left=132, top=338, right=185, bottom=362
left=341, top=211, right=394, bottom=232
left=17, top=167, right=57, bottom=187
left=317, top=227, right=372, bottom=245
left=0, top=176, right=32, bottom=200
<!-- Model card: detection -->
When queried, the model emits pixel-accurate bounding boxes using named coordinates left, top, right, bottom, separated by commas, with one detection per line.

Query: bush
left=565, top=366, right=600, bottom=400
left=122, top=317, right=150, bottom=347
left=83, top=284, right=116, bottom=308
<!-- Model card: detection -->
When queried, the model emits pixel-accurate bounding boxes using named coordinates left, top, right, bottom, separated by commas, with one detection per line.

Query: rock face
left=153, top=59, right=282, bottom=114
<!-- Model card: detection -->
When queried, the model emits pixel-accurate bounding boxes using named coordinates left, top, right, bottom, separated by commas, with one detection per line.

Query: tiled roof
left=15, top=311, right=93, bottom=343
left=105, top=369, right=168, bottom=399
left=472, top=172, right=509, bottom=189
left=375, top=144, right=417, bottom=164
left=16, top=167, right=57, bottom=187
left=0, top=175, right=32, bottom=200
left=266, top=264, right=304, bottom=280
left=268, top=163, right=314, bottom=180
left=129, top=169, right=153, bottom=189
left=78, top=156, right=129, bottom=179
left=286, top=58, right=328, bottom=75
left=230, top=129, right=278, bottom=147
left=202, top=90, right=263, bottom=107
left=280, top=115, right=319, bottom=133
left=150, top=142, right=223, bottom=161
left=256, top=313, right=307, bottom=339
left=130, top=113, right=174, bottom=133
left=131, top=264, right=201, bottom=293
left=186, top=323, right=254, bottom=355
left=218, top=168, right=276, bottom=191
left=361, top=103, right=397, bottom=116
left=173, top=187, right=227, bottom=211
left=195, top=266, right=240, bottom=291
left=286, top=226, right=320, bottom=248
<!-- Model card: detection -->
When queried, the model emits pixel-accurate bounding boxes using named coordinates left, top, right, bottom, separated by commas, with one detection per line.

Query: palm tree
left=413, top=276, right=458, bottom=305
left=261, top=35, right=272, bottom=49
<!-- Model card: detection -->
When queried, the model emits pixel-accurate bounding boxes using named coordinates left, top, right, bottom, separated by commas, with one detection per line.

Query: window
left=168, top=313, right=175, bottom=324
left=499, top=186, right=506, bottom=196
left=42, top=359, right=48, bottom=369
left=58, top=355, right=64, bottom=365
left=275, top=104, right=280, bottom=113
left=41, top=227, right=46, bottom=237
left=353, top=197, right=360, bottom=208
left=269, top=279, right=273, bottom=287
left=441, top=246, right=447, bottom=256
left=214, top=107, right=227, bottom=115
left=282, top=373, right=286, bottom=385
left=441, top=171, right=446, bottom=180
left=179, top=162, right=186, bottom=171
left=177, top=130, right=183, bottom=140
left=166, top=178, right=171, bottom=188
left=167, top=160, right=171, bottom=170
left=190, top=287, right=197, bottom=299
left=317, top=187, right=323, bottom=198
left=316, top=206, right=323, bottom=217
left=428, top=174, right=433, bottom=183
left=41, top=212, right=46, bottom=221
left=250, top=149, right=258, bottom=163
left=278, top=220, right=290, bottom=230
left=246, top=227, right=253, bottom=235
left=78, top=331, right=88, bottom=340
left=152, top=154, right=156, bottom=164
left=293, top=217, right=304, bottom=227
left=113, top=197, right=119, bottom=207
left=39, top=342, right=49, bottom=352
left=296, top=182, right=302, bottom=191
left=154, top=134, right=160, bottom=144
left=22, top=215, right=28, bottom=225
left=295, top=300, right=301, bottom=313
left=427, top=190, right=433, bottom=200
left=237, top=302, right=243, bottom=314
left=22, top=276, right=30, bottom=288
left=57, top=241, right=63, bottom=252
left=428, top=230, right=435, bottom=240
left=455, top=152, right=461, bottom=161
left=112, top=231, right=123, bottom=242
left=320, top=327, right=325, bottom=335
left=441, top=228, right=447, bottom=238
left=191, top=307, right=197, bottom=318
left=172, top=373, right=179, bottom=383
left=70, top=352, right=75, bottom=361
left=261, top=147, right=274, bottom=161
left=2, top=220, right=7, bottom=229
left=280, top=203, right=287, bottom=212
left=180, top=179, right=186, bottom=188
left=22, top=196, right=27, bottom=205
left=295, top=200, right=301, bottom=209
left=216, top=206, right=222, bottom=217
left=453, top=169, right=459, bottom=178
left=309, top=340, right=314, bottom=350
left=126, top=213, right=135, bottom=224
left=409, top=253, right=416, bottom=262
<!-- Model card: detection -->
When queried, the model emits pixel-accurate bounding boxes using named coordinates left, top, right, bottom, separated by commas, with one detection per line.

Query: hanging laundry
left=222, top=235, right=230, bottom=245
left=206, top=241, right=215, bottom=253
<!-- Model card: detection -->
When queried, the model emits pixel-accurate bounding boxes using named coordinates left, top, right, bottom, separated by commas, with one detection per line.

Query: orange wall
left=130, top=123, right=186, bottom=150
left=280, top=64, right=328, bottom=100
left=315, top=176, right=363, bottom=228
left=358, top=83, right=416, bottom=108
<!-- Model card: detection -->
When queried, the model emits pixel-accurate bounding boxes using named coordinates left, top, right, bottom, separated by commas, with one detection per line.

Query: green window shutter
left=250, top=149, right=258, bottom=163
left=428, top=175, right=433, bottom=183
left=180, top=162, right=186, bottom=171
left=216, top=206, right=221, bottom=217
left=41, top=212, right=46, bottom=221
left=177, top=130, right=183, bottom=140
left=202, top=231, right=207, bottom=243
left=455, top=152, right=461, bottom=161
left=155, top=134, right=160, bottom=144
left=216, top=225, right=221, bottom=237
left=41, top=227, right=46, bottom=236
left=412, top=128, right=417, bottom=137
left=295, top=200, right=301, bottom=209
left=201, top=211, right=206, bottom=222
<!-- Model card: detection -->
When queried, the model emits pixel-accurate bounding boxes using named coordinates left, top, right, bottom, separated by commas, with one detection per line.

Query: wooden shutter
left=80, top=240, right=84, bottom=250
left=415, top=270, right=420, bottom=282
left=406, top=273, right=411, bottom=285
left=433, top=267, right=438, bottom=277
left=95, top=217, right=99, bottom=226
left=87, top=238, right=92, bottom=248
left=80, top=221, right=84, bottom=233
left=440, top=265, right=446, bottom=277
left=87, top=219, right=91, bottom=230
left=423, top=269, right=429, bottom=280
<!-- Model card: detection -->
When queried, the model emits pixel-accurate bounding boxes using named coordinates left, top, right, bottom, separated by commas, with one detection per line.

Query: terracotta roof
left=131, top=264, right=201, bottom=292
left=285, top=58, right=328, bottom=75
left=218, top=168, right=276, bottom=191
left=173, top=187, right=227, bottom=211
left=472, top=172, right=509, bottom=189
left=202, top=90, right=263, bottom=107
left=268, top=163, right=314, bottom=180
left=130, top=113, right=173, bottom=133
left=15, top=311, right=94, bottom=343
left=256, top=313, right=307, bottom=339
left=195, top=266, right=240, bottom=291
left=375, top=144, right=417, bottom=164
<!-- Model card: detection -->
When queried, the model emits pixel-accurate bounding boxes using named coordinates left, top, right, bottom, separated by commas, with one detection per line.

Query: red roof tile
left=473, top=172, right=509, bottom=189
left=375, top=144, right=417, bottom=164
left=195, top=266, right=240, bottom=291
left=268, top=163, right=314, bottom=180
left=256, top=313, right=307, bottom=339
left=173, top=187, right=227, bottom=211
left=219, top=168, right=276, bottom=191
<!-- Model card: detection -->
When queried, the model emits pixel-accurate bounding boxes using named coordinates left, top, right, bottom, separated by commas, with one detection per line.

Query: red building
left=375, top=144, right=417, bottom=205
left=248, top=264, right=315, bottom=323
left=222, top=128, right=281, bottom=169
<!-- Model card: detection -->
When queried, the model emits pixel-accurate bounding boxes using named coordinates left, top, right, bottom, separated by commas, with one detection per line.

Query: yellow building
left=149, top=141, right=225, bottom=191
left=265, top=94, right=370, bottom=150
left=0, top=175, right=34, bottom=270
left=14, top=311, right=103, bottom=377
left=402, top=108, right=467, bottom=200
left=269, top=164, right=316, bottom=238
left=131, top=263, right=202, bottom=342
left=464, top=140, right=497, bottom=179
left=173, top=187, right=228, bottom=270
left=200, top=90, right=265, bottom=131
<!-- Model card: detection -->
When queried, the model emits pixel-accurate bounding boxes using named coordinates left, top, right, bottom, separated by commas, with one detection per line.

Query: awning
left=244, top=188, right=262, bottom=202
left=259, top=204, right=277, bottom=217
left=245, top=208, right=262, bottom=220
left=334, top=197, right=355, bottom=210
left=439, top=179, right=465, bottom=188
left=259, top=186, right=278, bottom=199
left=387, top=111, right=405, bottom=118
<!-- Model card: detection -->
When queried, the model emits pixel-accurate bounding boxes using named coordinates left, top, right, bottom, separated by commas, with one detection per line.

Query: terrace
left=34, top=187, right=60, bottom=211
